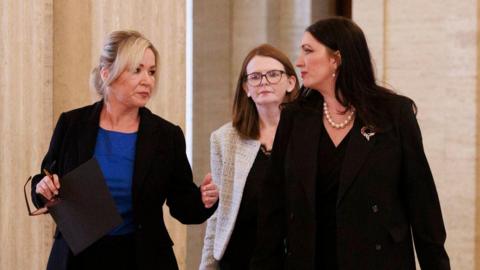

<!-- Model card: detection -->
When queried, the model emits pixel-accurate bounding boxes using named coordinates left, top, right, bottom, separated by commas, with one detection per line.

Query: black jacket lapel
left=288, top=108, right=323, bottom=214
left=336, top=120, right=375, bottom=207
left=76, top=101, right=103, bottom=164
left=132, top=108, right=159, bottom=203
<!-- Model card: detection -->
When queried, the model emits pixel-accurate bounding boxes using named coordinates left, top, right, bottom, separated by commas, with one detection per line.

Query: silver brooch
left=360, top=126, right=376, bottom=141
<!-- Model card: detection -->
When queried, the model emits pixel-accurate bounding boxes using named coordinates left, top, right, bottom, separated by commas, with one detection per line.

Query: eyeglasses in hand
left=24, top=176, right=61, bottom=216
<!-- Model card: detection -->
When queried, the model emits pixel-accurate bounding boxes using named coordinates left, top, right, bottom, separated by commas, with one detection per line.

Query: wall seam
left=382, top=0, right=387, bottom=83
left=475, top=0, right=480, bottom=267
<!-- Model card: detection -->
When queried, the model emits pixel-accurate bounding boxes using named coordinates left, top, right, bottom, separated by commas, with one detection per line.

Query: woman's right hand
left=35, top=174, right=60, bottom=201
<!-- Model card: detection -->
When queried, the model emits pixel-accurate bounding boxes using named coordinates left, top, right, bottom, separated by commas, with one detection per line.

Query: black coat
left=31, top=101, right=216, bottom=270
left=251, top=91, right=450, bottom=270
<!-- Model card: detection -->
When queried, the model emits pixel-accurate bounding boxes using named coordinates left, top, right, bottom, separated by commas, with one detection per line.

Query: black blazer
left=251, top=91, right=450, bottom=270
left=31, top=101, right=216, bottom=270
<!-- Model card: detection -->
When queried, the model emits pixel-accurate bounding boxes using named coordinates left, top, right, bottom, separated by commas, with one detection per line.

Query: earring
left=332, top=72, right=336, bottom=78
left=247, top=92, right=251, bottom=97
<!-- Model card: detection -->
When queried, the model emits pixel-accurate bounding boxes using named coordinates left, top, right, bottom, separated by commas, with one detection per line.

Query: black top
left=315, top=123, right=351, bottom=269
left=220, top=147, right=271, bottom=270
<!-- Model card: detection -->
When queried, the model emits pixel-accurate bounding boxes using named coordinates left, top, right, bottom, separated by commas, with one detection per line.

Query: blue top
left=94, top=127, right=137, bottom=235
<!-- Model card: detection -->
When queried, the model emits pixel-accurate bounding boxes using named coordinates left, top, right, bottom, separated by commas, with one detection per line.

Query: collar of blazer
left=75, top=100, right=160, bottom=201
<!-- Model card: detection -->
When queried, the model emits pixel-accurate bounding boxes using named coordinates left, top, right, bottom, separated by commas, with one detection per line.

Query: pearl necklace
left=323, top=102, right=355, bottom=129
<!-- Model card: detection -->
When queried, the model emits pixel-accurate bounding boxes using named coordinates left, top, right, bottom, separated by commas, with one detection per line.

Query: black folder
left=48, top=158, right=123, bottom=255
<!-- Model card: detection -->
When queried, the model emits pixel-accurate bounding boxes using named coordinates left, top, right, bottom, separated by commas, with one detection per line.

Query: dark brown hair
left=305, top=17, right=414, bottom=129
left=232, top=44, right=300, bottom=139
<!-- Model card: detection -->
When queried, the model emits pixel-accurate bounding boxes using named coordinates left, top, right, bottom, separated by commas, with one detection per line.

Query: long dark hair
left=305, top=17, right=414, bottom=129
left=232, top=44, right=300, bottom=139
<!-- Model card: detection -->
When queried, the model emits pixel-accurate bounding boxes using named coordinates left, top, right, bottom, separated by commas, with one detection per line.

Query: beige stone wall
left=0, top=1, right=55, bottom=269
left=354, top=1, right=477, bottom=269
left=477, top=0, right=480, bottom=265
left=53, top=0, right=92, bottom=118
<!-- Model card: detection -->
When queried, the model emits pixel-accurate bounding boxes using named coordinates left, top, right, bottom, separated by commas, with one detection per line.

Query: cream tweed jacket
left=199, top=123, right=261, bottom=270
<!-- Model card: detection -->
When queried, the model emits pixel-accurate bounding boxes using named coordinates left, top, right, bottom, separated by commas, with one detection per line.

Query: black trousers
left=69, top=233, right=135, bottom=270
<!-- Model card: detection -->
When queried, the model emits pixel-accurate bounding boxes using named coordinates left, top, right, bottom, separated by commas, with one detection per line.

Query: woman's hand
left=35, top=174, right=60, bottom=201
left=200, top=173, right=219, bottom=208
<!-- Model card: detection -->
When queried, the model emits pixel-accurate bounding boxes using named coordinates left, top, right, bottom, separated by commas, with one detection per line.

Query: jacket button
left=372, top=204, right=379, bottom=213
left=137, top=224, right=143, bottom=229
left=289, top=212, right=294, bottom=220
left=375, top=244, right=382, bottom=251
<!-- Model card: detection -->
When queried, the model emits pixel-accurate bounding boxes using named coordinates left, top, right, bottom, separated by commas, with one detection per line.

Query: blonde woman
left=200, top=44, right=299, bottom=270
left=31, top=30, right=218, bottom=270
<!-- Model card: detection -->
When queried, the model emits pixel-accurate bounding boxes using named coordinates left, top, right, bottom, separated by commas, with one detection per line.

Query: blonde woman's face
left=107, top=48, right=156, bottom=108
left=243, top=56, right=295, bottom=108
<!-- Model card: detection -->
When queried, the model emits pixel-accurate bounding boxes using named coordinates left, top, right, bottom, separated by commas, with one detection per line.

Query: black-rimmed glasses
left=245, top=70, right=286, bottom=86
left=24, top=176, right=61, bottom=216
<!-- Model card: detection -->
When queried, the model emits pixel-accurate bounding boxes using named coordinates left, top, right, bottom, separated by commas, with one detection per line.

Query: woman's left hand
left=200, top=173, right=219, bottom=208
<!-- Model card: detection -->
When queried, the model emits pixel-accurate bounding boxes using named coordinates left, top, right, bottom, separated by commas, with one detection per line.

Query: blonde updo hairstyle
left=90, top=30, right=159, bottom=98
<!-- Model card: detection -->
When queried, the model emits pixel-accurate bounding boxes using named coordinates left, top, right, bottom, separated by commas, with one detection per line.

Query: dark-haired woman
left=200, top=44, right=299, bottom=270
left=251, top=17, right=450, bottom=270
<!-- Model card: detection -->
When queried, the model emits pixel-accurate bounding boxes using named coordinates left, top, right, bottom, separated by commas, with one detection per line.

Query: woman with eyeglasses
left=199, top=44, right=299, bottom=270
left=251, top=17, right=450, bottom=270
left=30, top=30, right=219, bottom=270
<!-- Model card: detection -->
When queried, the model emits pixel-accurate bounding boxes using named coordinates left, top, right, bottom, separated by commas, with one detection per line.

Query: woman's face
left=296, top=31, right=338, bottom=92
left=105, top=48, right=156, bottom=108
left=244, top=55, right=295, bottom=108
